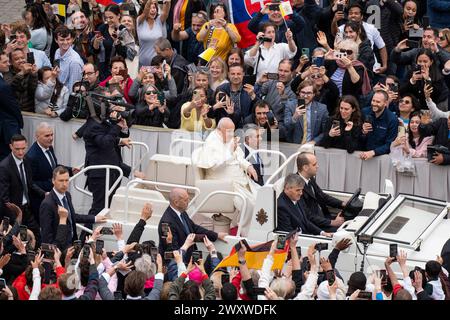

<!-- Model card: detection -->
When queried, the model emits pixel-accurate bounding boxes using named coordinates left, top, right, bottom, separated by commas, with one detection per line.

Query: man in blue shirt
left=360, top=90, right=398, bottom=160
left=171, top=12, right=206, bottom=64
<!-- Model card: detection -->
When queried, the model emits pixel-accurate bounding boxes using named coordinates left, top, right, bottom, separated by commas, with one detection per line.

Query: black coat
left=419, top=118, right=450, bottom=165
left=0, top=154, right=45, bottom=221
left=135, top=102, right=169, bottom=127
left=325, top=60, right=365, bottom=98
left=82, top=118, right=131, bottom=179
left=319, top=117, right=362, bottom=153
left=276, top=191, right=322, bottom=235
left=158, top=206, right=218, bottom=262
left=39, top=190, right=95, bottom=249
left=300, top=176, right=343, bottom=231
left=244, top=145, right=264, bottom=186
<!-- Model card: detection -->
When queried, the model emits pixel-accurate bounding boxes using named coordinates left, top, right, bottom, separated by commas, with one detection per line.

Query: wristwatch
left=211, top=250, right=217, bottom=256
left=238, top=259, right=246, bottom=265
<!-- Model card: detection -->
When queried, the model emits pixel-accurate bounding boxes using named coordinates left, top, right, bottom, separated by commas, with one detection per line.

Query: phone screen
left=2, top=217, right=9, bottom=231
left=27, top=52, right=35, bottom=64
left=0, top=278, right=6, bottom=290
left=83, top=244, right=91, bottom=258
left=19, top=225, right=28, bottom=242
left=192, top=250, right=202, bottom=263
left=161, top=223, right=169, bottom=236
left=164, top=251, right=174, bottom=260
left=100, top=227, right=114, bottom=235
left=276, top=235, right=287, bottom=250
left=95, top=240, right=104, bottom=255
left=332, top=120, right=340, bottom=129
left=326, top=270, right=335, bottom=286
left=297, top=99, right=306, bottom=108
left=389, top=244, right=398, bottom=259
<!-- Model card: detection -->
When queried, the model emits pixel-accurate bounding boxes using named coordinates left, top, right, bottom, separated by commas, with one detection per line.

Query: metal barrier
left=169, top=138, right=205, bottom=156
left=128, top=141, right=150, bottom=179
left=265, top=151, right=302, bottom=185
left=69, top=165, right=124, bottom=209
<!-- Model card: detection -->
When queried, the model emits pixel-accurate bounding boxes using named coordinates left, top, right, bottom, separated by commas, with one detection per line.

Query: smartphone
left=27, top=52, right=35, bottom=64
left=424, top=79, right=432, bottom=87
left=253, top=287, right=267, bottom=295
left=192, top=250, right=202, bottom=264
left=267, top=73, right=279, bottom=80
left=53, top=59, right=60, bottom=68
left=412, top=64, right=422, bottom=73
left=315, top=243, right=328, bottom=251
left=405, top=16, right=414, bottom=26
left=409, top=28, right=424, bottom=38
left=301, top=48, right=310, bottom=58
left=312, top=56, right=324, bottom=67
left=19, top=225, right=28, bottom=242
left=422, top=16, right=430, bottom=28
left=407, top=39, right=419, bottom=48
left=243, top=74, right=256, bottom=86
left=276, top=234, right=287, bottom=250
left=326, top=270, right=335, bottom=286
left=364, top=115, right=373, bottom=125
left=2, top=217, right=9, bottom=232
left=72, top=240, right=81, bottom=257
left=161, top=223, right=169, bottom=237
left=157, top=91, right=165, bottom=105
left=95, top=239, right=104, bottom=255
left=0, top=278, right=6, bottom=291
left=295, top=246, right=302, bottom=257
left=267, top=110, right=275, bottom=126
left=297, top=98, right=306, bottom=108
left=357, top=291, right=372, bottom=300
left=389, top=243, right=398, bottom=260
left=94, top=30, right=101, bottom=37
left=268, top=4, right=279, bottom=11
left=27, top=250, right=36, bottom=262
left=41, top=243, right=55, bottom=261
left=150, top=246, right=158, bottom=262
left=379, top=269, right=387, bottom=281
left=164, top=251, right=174, bottom=260
left=82, top=244, right=91, bottom=259
left=217, top=92, right=226, bottom=102
left=113, top=291, right=123, bottom=300
left=337, top=3, right=344, bottom=12
left=118, top=69, right=128, bottom=79
left=194, top=234, right=206, bottom=242
left=221, top=273, right=230, bottom=284
left=100, top=227, right=114, bottom=235
left=332, top=120, right=340, bottom=129
left=388, top=82, right=399, bottom=93
left=9, top=34, right=16, bottom=42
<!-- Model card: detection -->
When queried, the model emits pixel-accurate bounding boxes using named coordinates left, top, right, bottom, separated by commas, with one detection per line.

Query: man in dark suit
left=39, top=166, right=107, bottom=250
left=296, top=152, right=346, bottom=232
left=26, top=123, right=81, bottom=223
left=158, top=188, right=228, bottom=262
left=83, top=110, right=132, bottom=223
left=277, top=173, right=332, bottom=237
left=0, top=134, right=45, bottom=243
left=243, top=124, right=264, bottom=186
left=0, top=50, right=23, bottom=161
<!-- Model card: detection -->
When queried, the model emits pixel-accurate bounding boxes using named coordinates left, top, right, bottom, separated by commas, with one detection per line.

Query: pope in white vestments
left=192, top=118, right=259, bottom=236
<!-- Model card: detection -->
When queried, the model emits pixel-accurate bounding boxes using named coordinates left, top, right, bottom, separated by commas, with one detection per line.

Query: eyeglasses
left=145, top=90, right=157, bottom=95
left=310, top=73, right=321, bottom=79
left=300, top=91, right=314, bottom=96
left=340, top=49, right=353, bottom=55
left=84, top=71, right=95, bottom=76
left=400, top=99, right=411, bottom=104
left=192, top=12, right=206, bottom=20
left=439, top=36, right=447, bottom=41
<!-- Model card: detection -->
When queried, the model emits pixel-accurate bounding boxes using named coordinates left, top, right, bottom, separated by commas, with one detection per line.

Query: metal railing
left=245, top=149, right=287, bottom=181
left=128, top=141, right=150, bottom=179
left=169, top=138, right=205, bottom=156
left=265, top=151, right=302, bottom=185
left=188, top=190, right=247, bottom=237
left=69, top=165, right=123, bottom=209
left=123, top=179, right=201, bottom=222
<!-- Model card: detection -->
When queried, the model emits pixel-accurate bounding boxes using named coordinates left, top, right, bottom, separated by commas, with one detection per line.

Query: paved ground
left=0, top=0, right=25, bottom=24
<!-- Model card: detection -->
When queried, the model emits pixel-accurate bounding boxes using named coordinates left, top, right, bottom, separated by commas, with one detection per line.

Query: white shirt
left=298, top=172, right=310, bottom=186
left=12, top=155, right=27, bottom=205
left=338, top=21, right=386, bottom=50
left=170, top=205, right=186, bottom=227
left=244, top=42, right=297, bottom=81
left=53, top=188, right=66, bottom=206
left=37, top=142, right=54, bottom=168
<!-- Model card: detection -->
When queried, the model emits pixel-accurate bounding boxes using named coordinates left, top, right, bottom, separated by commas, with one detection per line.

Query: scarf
left=336, top=59, right=372, bottom=96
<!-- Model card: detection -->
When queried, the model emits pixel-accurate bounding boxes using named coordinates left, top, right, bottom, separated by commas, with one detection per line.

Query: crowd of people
left=0, top=0, right=450, bottom=301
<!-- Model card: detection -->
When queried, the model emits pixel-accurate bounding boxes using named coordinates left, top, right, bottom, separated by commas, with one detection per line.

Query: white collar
left=299, top=172, right=310, bottom=184
left=12, top=154, right=23, bottom=166
left=170, top=205, right=182, bottom=218
left=37, top=142, right=51, bottom=154
left=53, top=188, right=66, bottom=203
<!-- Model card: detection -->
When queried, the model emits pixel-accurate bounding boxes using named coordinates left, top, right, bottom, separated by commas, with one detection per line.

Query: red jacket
left=12, top=266, right=65, bottom=300
left=99, top=76, right=134, bottom=104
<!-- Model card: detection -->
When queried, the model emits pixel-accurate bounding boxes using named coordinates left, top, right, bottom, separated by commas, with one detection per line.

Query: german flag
left=214, top=240, right=290, bottom=271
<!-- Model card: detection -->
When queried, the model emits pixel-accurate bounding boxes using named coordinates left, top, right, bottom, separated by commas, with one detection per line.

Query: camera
left=2, top=217, right=9, bottom=232
left=258, top=37, right=272, bottom=43
left=412, top=64, right=422, bottom=73
left=315, top=243, right=328, bottom=251
left=164, top=251, right=174, bottom=260
left=427, top=145, right=449, bottom=162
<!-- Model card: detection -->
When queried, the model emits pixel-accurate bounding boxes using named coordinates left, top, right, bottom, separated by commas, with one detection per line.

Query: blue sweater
left=360, top=107, right=398, bottom=156
left=427, top=0, right=450, bottom=29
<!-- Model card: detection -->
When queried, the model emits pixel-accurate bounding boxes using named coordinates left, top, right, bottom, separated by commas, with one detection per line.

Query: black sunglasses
left=145, top=90, right=157, bottom=95
left=340, top=49, right=353, bottom=55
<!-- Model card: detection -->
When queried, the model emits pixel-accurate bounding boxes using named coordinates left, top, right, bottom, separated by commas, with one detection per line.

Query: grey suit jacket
left=284, top=100, right=329, bottom=144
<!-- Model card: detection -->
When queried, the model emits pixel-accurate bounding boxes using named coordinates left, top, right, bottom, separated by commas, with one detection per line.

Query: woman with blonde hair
left=209, top=57, right=229, bottom=91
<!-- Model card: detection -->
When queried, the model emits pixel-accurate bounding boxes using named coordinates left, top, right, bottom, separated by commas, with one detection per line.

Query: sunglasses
left=192, top=12, right=206, bottom=20
left=439, top=36, right=448, bottom=41
left=310, top=73, right=321, bottom=79
left=340, top=49, right=353, bottom=55
left=400, top=99, right=411, bottom=104
left=145, top=90, right=157, bottom=95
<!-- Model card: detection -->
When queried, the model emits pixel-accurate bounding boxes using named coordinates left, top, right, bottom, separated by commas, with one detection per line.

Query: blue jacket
left=427, top=0, right=450, bottom=29
left=284, top=100, right=329, bottom=144
left=360, top=107, right=398, bottom=156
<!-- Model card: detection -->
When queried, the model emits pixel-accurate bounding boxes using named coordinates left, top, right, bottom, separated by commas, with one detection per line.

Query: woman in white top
left=136, top=0, right=170, bottom=67
left=121, top=14, right=139, bottom=79
left=25, top=3, right=52, bottom=56
left=35, top=66, right=69, bottom=118
left=209, top=57, right=229, bottom=91
left=244, top=22, right=297, bottom=81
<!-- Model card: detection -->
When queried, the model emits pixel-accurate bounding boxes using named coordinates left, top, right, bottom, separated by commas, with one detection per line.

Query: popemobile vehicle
left=69, top=139, right=450, bottom=281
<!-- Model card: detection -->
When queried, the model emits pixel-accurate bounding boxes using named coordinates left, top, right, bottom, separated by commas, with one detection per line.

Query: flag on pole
left=213, top=240, right=289, bottom=271
left=279, top=1, right=293, bottom=17
left=51, top=3, right=66, bottom=18
left=96, top=0, right=125, bottom=6
left=198, top=47, right=216, bottom=62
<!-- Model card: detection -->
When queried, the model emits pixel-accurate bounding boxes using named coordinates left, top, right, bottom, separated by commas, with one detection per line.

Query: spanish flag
left=214, top=240, right=290, bottom=271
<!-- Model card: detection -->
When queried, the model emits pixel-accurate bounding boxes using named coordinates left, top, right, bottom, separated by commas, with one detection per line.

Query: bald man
left=192, top=118, right=259, bottom=236
left=158, top=188, right=227, bottom=262
left=26, top=123, right=80, bottom=222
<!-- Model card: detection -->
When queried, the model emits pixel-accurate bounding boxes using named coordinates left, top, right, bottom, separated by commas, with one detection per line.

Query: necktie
left=19, top=162, right=29, bottom=204
left=180, top=212, right=190, bottom=235
left=62, top=195, right=74, bottom=238
left=46, top=150, right=56, bottom=169
left=301, top=113, right=308, bottom=144
left=256, top=153, right=263, bottom=176
left=306, top=181, right=315, bottom=196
